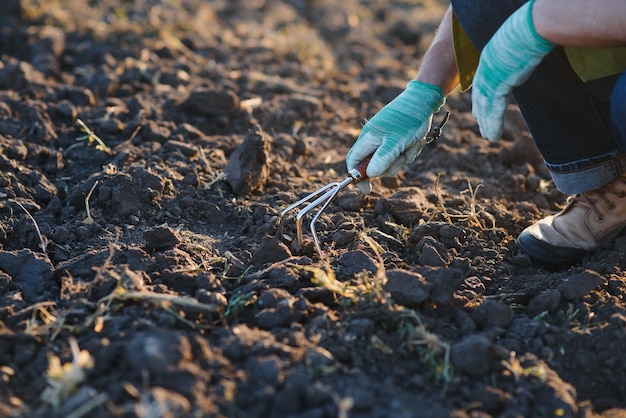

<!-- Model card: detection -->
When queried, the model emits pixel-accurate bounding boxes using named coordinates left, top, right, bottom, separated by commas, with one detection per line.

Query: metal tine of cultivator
left=297, top=180, right=346, bottom=256
left=280, top=170, right=363, bottom=257
left=279, top=181, right=342, bottom=248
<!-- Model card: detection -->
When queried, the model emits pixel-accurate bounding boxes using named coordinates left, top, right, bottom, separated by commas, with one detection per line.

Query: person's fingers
left=346, top=132, right=380, bottom=171
left=377, top=137, right=428, bottom=177
left=472, top=90, right=504, bottom=142
left=366, top=135, right=405, bottom=178
left=379, top=157, right=406, bottom=178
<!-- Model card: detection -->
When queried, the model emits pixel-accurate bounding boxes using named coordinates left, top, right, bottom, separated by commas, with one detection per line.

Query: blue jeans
left=451, top=0, right=626, bottom=194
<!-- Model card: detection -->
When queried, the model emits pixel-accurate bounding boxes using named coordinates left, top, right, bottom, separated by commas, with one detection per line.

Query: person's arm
left=345, top=6, right=457, bottom=191
left=416, top=6, right=461, bottom=95
left=532, top=0, right=626, bottom=47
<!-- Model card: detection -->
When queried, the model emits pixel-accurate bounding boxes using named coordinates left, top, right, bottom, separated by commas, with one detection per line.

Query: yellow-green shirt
left=452, top=12, right=626, bottom=92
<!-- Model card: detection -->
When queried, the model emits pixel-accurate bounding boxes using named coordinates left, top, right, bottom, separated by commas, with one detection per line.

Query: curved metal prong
left=295, top=185, right=339, bottom=248
left=309, top=184, right=343, bottom=257
left=278, top=182, right=340, bottom=239
left=279, top=182, right=341, bottom=219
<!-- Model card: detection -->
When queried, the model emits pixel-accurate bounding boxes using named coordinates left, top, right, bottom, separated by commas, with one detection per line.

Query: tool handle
left=349, top=155, right=372, bottom=182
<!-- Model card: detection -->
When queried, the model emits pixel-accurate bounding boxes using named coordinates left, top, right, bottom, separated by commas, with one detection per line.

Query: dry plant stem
left=41, top=338, right=94, bottom=407
left=460, top=180, right=488, bottom=228
left=20, top=301, right=59, bottom=337
left=501, top=351, right=547, bottom=383
left=198, top=147, right=227, bottom=192
left=99, top=290, right=219, bottom=314
left=433, top=172, right=454, bottom=224
left=76, top=118, right=113, bottom=155
left=432, top=174, right=491, bottom=229
left=13, top=200, right=47, bottom=253
left=65, top=392, right=108, bottom=418
left=316, top=383, right=353, bottom=418
left=84, top=180, right=99, bottom=224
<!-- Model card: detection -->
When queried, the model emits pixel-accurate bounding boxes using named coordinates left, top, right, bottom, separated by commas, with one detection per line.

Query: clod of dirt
left=335, top=190, right=365, bottom=212
left=527, top=289, right=561, bottom=316
left=337, top=250, right=378, bottom=278
left=179, top=88, right=239, bottom=117
left=0, top=62, right=45, bottom=90
left=472, top=299, right=513, bottom=329
left=224, top=125, right=271, bottom=196
left=383, top=269, right=431, bottom=306
left=419, top=242, right=448, bottom=266
left=143, top=225, right=181, bottom=252
left=450, top=334, right=495, bottom=377
left=414, top=266, right=466, bottom=306
left=0, top=249, right=54, bottom=302
left=249, top=237, right=291, bottom=266
left=254, top=304, right=304, bottom=330
left=385, top=187, right=430, bottom=226
left=557, top=270, right=605, bottom=300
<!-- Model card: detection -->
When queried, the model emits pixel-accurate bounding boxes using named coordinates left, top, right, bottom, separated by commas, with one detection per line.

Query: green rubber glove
left=472, top=0, right=554, bottom=141
left=346, top=80, right=445, bottom=193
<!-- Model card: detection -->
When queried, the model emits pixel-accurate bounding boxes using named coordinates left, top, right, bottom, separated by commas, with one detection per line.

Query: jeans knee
left=451, top=0, right=528, bottom=49
left=611, top=70, right=626, bottom=143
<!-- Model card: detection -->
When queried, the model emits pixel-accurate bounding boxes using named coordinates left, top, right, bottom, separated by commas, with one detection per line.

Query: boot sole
left=516, top=229, right=592, bottom=266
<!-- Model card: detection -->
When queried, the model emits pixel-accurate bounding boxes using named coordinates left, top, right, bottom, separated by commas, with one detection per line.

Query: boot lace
left=573, top=177, right=626, bottom=222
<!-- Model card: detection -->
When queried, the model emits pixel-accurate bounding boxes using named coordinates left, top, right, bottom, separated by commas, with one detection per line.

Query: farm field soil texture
left=1, top=1, right=626, bottom=417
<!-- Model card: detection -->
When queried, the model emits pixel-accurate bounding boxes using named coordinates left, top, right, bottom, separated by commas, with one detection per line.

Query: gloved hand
left=471, top=0, right=554, bottom=141
left=346, top=80, right=445, bottom=193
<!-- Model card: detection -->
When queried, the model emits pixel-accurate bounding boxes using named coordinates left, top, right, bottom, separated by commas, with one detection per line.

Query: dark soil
left=1, top=1, right=626, bottom=417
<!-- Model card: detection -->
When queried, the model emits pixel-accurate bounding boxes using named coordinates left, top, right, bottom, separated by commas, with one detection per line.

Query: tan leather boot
left=517, top=175, right=626, bottom=265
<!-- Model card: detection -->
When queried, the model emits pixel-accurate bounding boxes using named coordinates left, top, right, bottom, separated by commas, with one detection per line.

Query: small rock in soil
left=331, top=229, right=357, bottom=247
left=257, top=288, right=295, bottom=309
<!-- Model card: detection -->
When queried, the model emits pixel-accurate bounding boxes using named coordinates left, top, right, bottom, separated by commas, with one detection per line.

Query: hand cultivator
left=279, top=111, right=450, bottom=257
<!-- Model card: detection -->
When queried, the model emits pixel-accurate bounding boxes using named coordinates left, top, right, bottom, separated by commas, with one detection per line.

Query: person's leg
left=451, top=0, right=624, bottom=194
left=452, top=0, right=626, bottom=265
left=514, top=70, right=626, bottom=265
